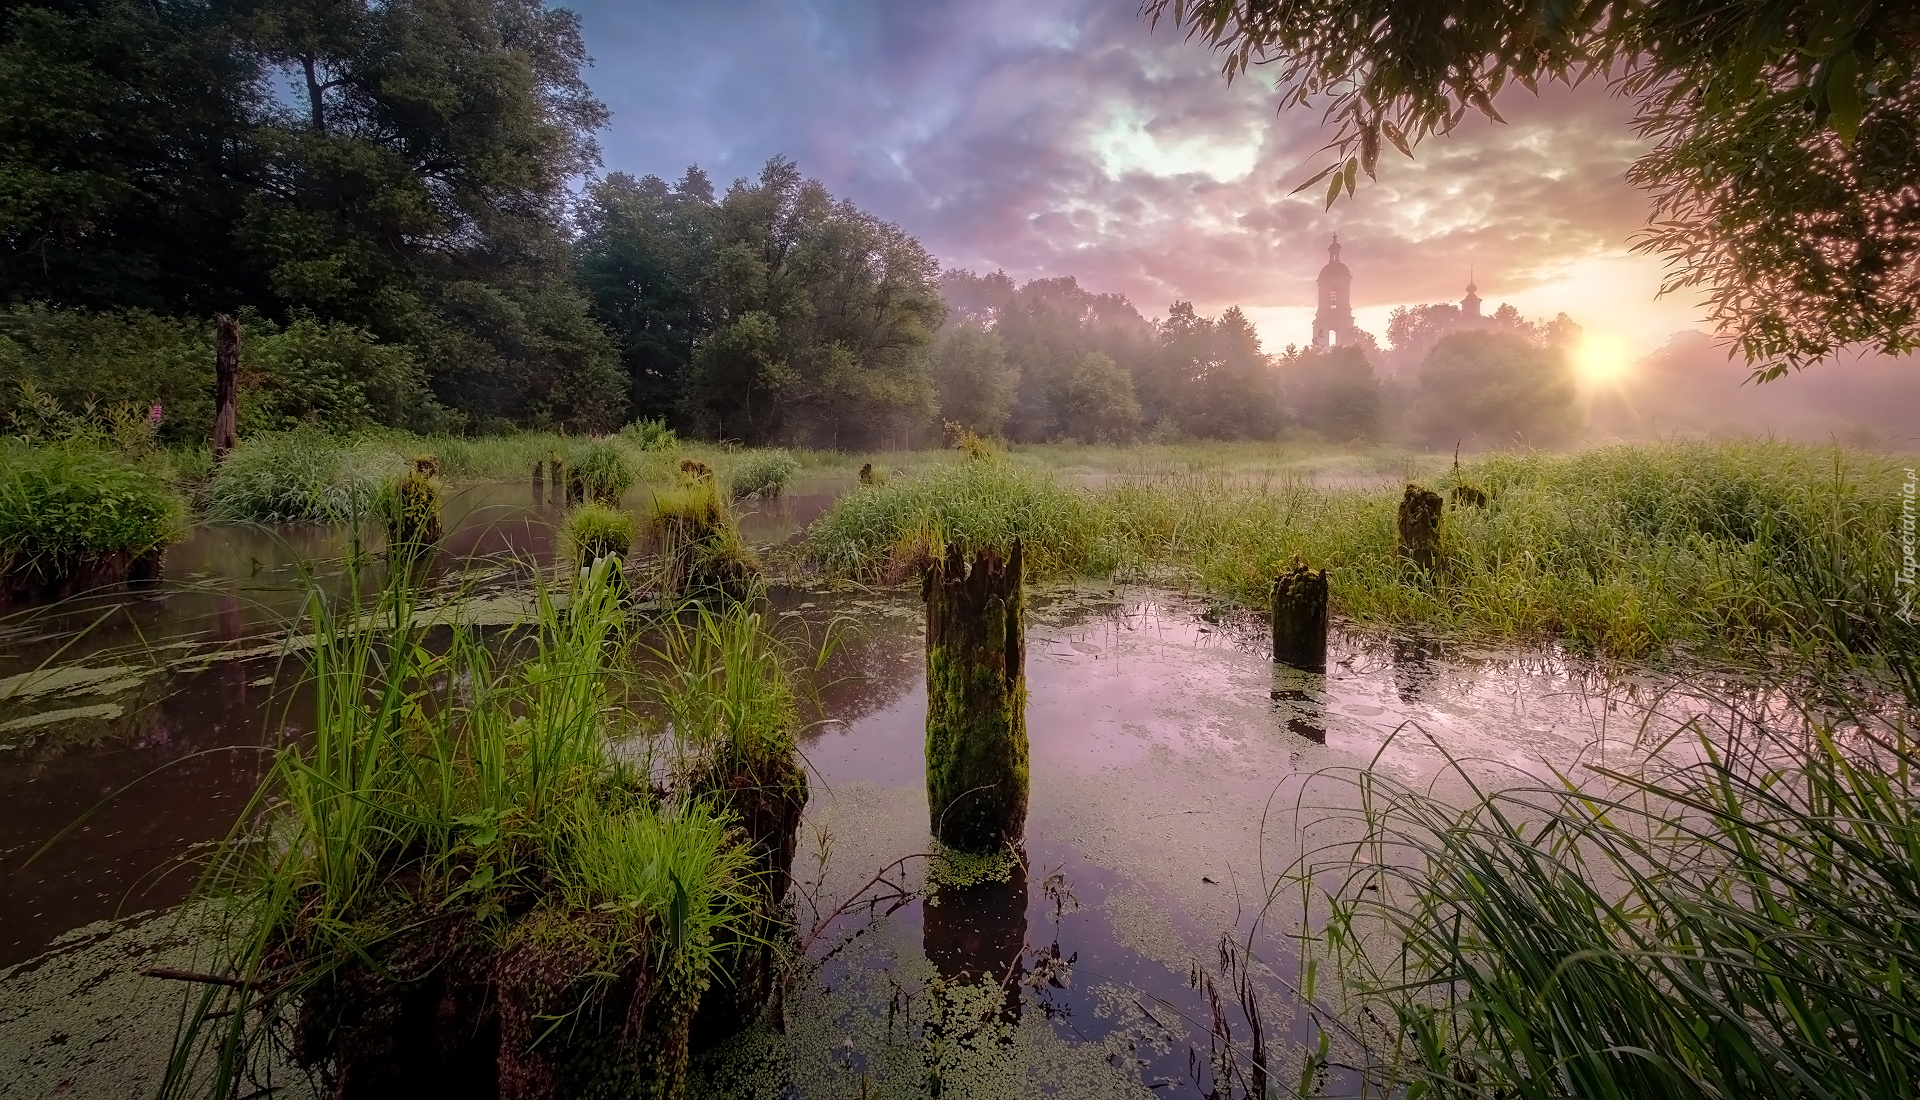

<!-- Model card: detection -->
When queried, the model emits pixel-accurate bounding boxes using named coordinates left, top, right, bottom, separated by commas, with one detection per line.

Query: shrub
left=1414, top=329, right=1577, bottom=447
left=566, top=440, right=635, bottom=505
left=0, top=443, right=186, bottom=596
left=204, top=433, right=406, bottom=523
left=621, top=418, right=678, bottom=451
left=561, top=503, right=636, bottom=570
left=727, top=449, right=799, bottom=501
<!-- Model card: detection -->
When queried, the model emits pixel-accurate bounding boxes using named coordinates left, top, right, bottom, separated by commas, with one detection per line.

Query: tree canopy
left=1148, top=0, right=1920, bottom=377
left=1, top=0, right=624, bottom=431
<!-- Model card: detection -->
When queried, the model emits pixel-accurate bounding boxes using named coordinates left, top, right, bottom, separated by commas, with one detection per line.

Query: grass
left=725, top=449, right=800, bottom=501
left=0, top=441, right=186, bottom=588
left=561, top=502, right=636, bottom=570
left=374, top=460, right=441, bottom=553
left=158, top=558, right=779, bottom=1098
left=1275, top=684, right=1920, bottom=1100
left=646, top=480, right=761, bottom=599
left=568, top=438, right=637, bottom=504
left=203, top=431, right=405, bottom=522
left=806, top=441, right=1913, bottom=666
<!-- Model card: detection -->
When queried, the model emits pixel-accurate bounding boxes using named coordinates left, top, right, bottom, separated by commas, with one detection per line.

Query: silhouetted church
left=1311, top=235, right=1485, bottom=350
left=1312, top=236, right=1355, bottom=348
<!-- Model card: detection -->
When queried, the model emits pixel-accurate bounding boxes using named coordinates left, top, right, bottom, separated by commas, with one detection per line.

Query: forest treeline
left=1, top=0, right=1582, bottom=450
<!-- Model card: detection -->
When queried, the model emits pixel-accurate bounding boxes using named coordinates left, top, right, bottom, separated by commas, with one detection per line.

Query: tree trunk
left=1271, top=559, right=1328, bottom=671
left=212, top=315, right=240, bottom=464
left=1397, top=484, right=1444, bottom=575
left=924, top=540, right=1029, bottom=853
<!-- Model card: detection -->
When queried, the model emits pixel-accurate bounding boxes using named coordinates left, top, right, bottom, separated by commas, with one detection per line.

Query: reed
left=158, top=559, right=762, bottom=1098
left=202, top=431, right=404, bottom=522
left=1282, top=688, right=1920, bottom=1100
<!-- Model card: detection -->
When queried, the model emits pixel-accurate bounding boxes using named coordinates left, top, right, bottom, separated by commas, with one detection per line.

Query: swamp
left=1, top=434, right=1914, bottom=1100
left=3, top=0, right=1918, bottom=1094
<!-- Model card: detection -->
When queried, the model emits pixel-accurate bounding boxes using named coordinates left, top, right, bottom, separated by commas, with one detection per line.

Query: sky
left=567, top=0, right=1712, bottom=357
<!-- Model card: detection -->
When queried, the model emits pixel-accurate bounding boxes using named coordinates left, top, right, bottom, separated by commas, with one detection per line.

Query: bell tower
left=1312, top=236, right=1356, bottom=348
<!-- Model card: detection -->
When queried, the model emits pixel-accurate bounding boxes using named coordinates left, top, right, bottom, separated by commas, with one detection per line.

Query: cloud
left=571, top=0, right=1706, bottom=352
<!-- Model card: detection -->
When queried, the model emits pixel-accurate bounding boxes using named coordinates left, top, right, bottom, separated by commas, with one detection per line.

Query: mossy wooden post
left=924, top=539, right=1028, bottom=853
left=531, top=460, right=545, bottom=505
left=1271, top=558, right=1328, bottom=672
left=211, top=315, right=240, bottom=465
left=1398, top=484, right=1444, bottom=575
left=548, top=451, right=563, bottom=497
left=859, top=462, right=875, bottom=485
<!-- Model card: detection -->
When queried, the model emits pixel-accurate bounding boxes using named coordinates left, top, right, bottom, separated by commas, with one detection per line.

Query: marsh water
left=0, top=478, right=1814, bottom=1097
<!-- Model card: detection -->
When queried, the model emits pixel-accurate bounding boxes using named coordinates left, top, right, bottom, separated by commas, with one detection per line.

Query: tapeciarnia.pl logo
left=1900, top=468, right=1916, bottom=625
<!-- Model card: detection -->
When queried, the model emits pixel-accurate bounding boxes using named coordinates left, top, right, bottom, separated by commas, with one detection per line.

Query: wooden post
left=531, top=460, right=545, bottom=505
left=859, top=462, right=875, bottom=485
left=924, top=540, right=1028, bottom=853
left=1397, top=484, right=1444, bottom=575
left=211, top=315, right=240, bottom=464
left=548, top=452, right=563, bottom=496
left=1271, top=558, right=1328, bottom=672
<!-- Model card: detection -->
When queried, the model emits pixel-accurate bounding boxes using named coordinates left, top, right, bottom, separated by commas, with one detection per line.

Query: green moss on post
left=1271, top=557, right=1328, bottom=672
left=924, top=539, right=1028, bottom=853
left=1397, top=483, right=1444, bottom=575
left=532, top=459, right=545, bottom=505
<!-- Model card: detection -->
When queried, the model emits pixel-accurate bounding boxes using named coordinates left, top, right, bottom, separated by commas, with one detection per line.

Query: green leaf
left=1325, top=170, right=1343, bottom=209
left=1382, top=119, right=1412, bottom=158
left=1290, top=163, right=1338, bottom=195
left=1343, top=157, right=1358, bottom=198
left=1825, top=50, right=1862, bottom=146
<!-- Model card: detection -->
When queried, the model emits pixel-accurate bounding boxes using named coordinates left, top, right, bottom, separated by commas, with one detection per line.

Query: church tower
left=1461, top=270, right=1482, bottom=319
left=1312, top=236, right=1356, bottom=348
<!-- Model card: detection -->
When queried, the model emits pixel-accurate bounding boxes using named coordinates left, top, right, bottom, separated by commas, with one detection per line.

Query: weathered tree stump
left=1397, top=484, right=1444, bottom=575
left=858, top=462, right=875, bottom=485
left=924, top=541, right=1029, bottom=853
left=547, top=452, right=563, bottom=497
left=1271, top=558, right=1328, bottom=672
left=383, top=457, right=442, bottom=557
left=211, top=315, right=240, bottom=464
left=531, top=461, right=544, bottom=505
left=1450, top=483, right=1488, bottom=508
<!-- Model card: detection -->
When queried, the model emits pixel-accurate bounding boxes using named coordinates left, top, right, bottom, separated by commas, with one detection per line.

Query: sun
left=1573, top=331, right=1634, bottom=387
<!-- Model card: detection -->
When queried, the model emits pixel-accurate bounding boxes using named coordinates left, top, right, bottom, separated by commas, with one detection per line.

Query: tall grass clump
left=808, top=458, right=1111, bottom=582
left=561, top=502, right=636, bottom=572
left=647, top=480, right=760, bottom=599
left=726, top=449, right=800, bottom=501
left=1284, top=694, right=1920, bottom=1100
left=374, top=456, right=441, bottom=555
left=159, top=560, right=762, bottom=1098
left=567, top=438, right=636, bottom=505
left=203, top=432, right=405, bottom=522
left=0, top=442, right=186, bottom=599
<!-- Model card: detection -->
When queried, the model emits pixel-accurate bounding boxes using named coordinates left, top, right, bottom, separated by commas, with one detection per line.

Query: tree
left=1281, top=344, right=1383, bottom=442
left=1047, top=352, right=1142, bottom=442
left=1414, top=329, right=1576, bottom=447
left=0, top=0, right=266, bottom=313
left=1149, top=0, right=1920, bottom=376
left=580, top=157, right=946, bottom=446
left=1144, top=302, right=1283, bottom=438
left=939, top=271, right=1155, bottom=443
left=240, top=0, right=622, bottom=429
left=931, top=321, right=1016, bottom=436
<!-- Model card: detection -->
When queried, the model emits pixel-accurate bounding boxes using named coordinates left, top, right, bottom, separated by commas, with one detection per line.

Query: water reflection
left=1270, top=664, right=1328, bottom=744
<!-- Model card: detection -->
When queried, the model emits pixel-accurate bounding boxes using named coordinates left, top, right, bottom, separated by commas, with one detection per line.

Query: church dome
left=1319, top=259, right=1352, bottom=281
